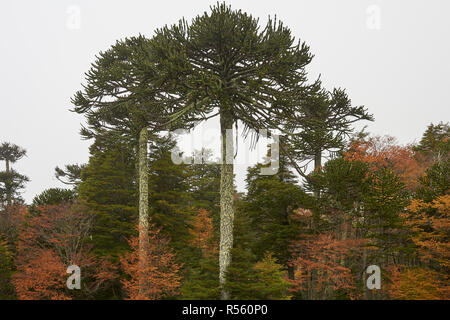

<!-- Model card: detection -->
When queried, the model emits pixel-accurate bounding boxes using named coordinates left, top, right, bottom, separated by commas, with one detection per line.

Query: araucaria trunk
left=138, top=126, right=149, bottom=297
left=219, top=110, right=234, bottom=300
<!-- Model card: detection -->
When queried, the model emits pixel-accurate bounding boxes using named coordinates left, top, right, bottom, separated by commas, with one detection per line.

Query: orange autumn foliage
left=385, top=266, right=449, bottom=300
left=189, top=208, right=217, bottom=257
left=13, top=249, right=71, bottom=300
left=13, top=204, right=117, bottom=300
left=404, top=195, right=450, bottom=269
left=345, top=135, right=428, bottom=191
left=290, top=233, right=363, bottom=298
left=120, top=224, right=182, bottom=300
left=387, top=195, right=450, bottom=300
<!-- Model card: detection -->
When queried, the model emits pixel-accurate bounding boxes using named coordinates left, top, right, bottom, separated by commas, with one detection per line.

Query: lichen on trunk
left=138, top=126, right=149, bottom=297
left=219, top=110, right=234, bottom=300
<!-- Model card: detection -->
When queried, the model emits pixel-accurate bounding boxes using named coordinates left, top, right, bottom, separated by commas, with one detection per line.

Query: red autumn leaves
left=12, top=203, right=184, bottom=300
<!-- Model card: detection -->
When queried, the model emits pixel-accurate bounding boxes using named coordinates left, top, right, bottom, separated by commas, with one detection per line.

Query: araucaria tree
left=0, top=142, right=29, bottom=208
left=150, top=3, right=315, bottom=299
left=285, top=86, right=373, bottom=178
left=72, top=36, right=177, bottom=297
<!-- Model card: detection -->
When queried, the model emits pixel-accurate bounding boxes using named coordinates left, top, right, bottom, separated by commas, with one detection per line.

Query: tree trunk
left=314, top=152, right=322, bottom=172
left=287, top=266, right=295, bottom=281
left=219, top=110, right=234, bottom=300
left=138, top=126, right=149, bottom=298
left=312, top=151, right=322, bottom=228
left=310, top=151, right=322, bottom=299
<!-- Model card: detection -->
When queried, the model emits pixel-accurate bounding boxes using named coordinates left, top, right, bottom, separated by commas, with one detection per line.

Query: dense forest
left=0, top=3, right=448, bottom=300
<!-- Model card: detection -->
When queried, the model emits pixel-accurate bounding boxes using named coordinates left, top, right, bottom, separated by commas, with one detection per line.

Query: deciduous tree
left=13, top=204, right=117, bottom=299
left=120, top=223, right=182, bottom=300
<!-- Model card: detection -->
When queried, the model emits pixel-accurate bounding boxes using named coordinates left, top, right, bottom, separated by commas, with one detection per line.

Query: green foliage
left=178, top=153, right=222, bottom=299
left=286, top=87, right=373, bottom=171
left=54, top=164, right=86, bottom=190
left=31, top=188, right=76, bottom=207
left=78, top=135, right=137, bottom=260
left=0, top=142, right=29, bottom=207
left=414, top=122, right=450, bottom=203
left=71, top=35, right=176, bottom=139
left=0, top=142, right=26, bottom=164
left=312, top=158, right=370, bottom=212
left=180, top=253, right=220, bottom=300
left=252, top=252, right=291, bottom=300
left=417, top=160, right=449, bottom=202
left=148, top=135, right=194, bottom=253
left=226, top=190, right=292, bottom=300
left=241, top=154, right=309, bottom=271
left=150, top=2, right=314, bottom=133
left=0, top=239, right=15, bottom=299
left=0, top=170, right=29, bottom=206
left=187, top=149, right=221, bottom=217
left=224, top=245, right=260, bottom=299
left=225, top=247, right=290, bottom=300
left=413, top=122, right=449, bottom=161
left=362, top=169, right=410, bottom=256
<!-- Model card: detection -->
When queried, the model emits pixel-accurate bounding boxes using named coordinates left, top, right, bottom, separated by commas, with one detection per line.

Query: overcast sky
left=1, top=0, right=449, bottom=203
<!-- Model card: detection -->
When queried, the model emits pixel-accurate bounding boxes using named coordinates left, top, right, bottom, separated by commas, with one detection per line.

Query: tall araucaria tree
left=0, top=142, right=29, bottom=208
left=149, top=3, right=315, bottom=299
left=284, top=86, right=373, bottom=179
left=283, top=86, right=372, bottom=232
left=71, top=36, right=181, bottom=298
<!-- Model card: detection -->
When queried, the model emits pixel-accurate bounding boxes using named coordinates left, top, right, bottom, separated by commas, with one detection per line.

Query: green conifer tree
left=78, top=134, right=138, bottom=261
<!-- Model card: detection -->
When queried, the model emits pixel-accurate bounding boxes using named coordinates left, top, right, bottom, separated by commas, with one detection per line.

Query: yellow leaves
left=409, top=195, right=450, bottom=215
left=407, top=199, right=427, bottom=213
left=406, top=195, right=450, bottom=269
left=386, top=266, right=449, bottom=300
left=253, top=252, right=280, bottom=273
left=431, top=195, right=450, bottom=216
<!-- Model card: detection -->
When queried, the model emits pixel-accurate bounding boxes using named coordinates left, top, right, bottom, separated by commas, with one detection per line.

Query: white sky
left=1, top=0, right=449, bottom=203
